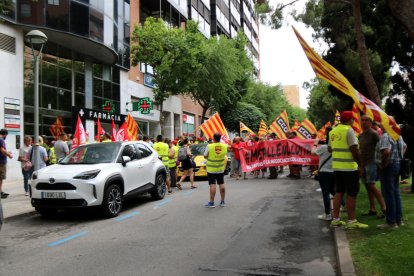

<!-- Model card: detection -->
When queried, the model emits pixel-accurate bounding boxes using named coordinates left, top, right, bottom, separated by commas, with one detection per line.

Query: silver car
left=30, top=141, right=167, bottom=218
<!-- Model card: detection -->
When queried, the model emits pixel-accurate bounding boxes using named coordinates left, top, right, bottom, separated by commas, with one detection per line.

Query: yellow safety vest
left=168, top=145, right=178, bottom=168
left=206, top=142, right=227, bottom=173
left=330, top=124, right=358, bottom=171
left=153, top=142, right=169, bottom=167
left=49, top=147, right=56, bottom=165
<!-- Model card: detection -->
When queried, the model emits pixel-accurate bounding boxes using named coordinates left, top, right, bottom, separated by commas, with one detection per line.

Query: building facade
left=283, top=85, right=300, bottom=108
left=0, top=0, right=260, bottom=180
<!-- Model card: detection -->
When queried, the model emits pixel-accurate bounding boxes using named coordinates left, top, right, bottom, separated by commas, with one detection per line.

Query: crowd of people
left=312, top=111, right=408, bottom=230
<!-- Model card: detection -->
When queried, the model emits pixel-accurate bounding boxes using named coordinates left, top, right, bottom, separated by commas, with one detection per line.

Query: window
left=70, top=1, right=89, bottom=36
left=121, top=145, right=138, bottom=160
left=136, top=144, right=152, bottom=159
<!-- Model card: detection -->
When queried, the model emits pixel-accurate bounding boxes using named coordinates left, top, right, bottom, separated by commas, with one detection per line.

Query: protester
left=176, top=138, right=196, bottom=189
left=101, top=132, right=112, bottom=143
left=359, top=115, right=386, bottom=218
left=0, top=129, right=13, bottom=198
left=67, top=134, right=73, bottom=150
left=312, top=127, right=335, bottom=220
left=329, top=111, right=368, bottom=229
left=48, top=140, right=57, bottom=165
left=267, top=133, right=278, bottom=179
left=231, top=137, right=246, bottom=180
left=376, top=125, right=407, bottom=229
left=287, top=131, right=301, bottom=179
left=371, top=121, right=383, bottom=137
left=153, top=135, right=171, bottom=193
left=54, top=133, right=69, bottom=161
left=28, top=136, right=49, bottom=169
left=18, top=135, right=33, bottom=195
left=143, top=135, right=153, bottom=146
left=204, top=132, right=228, bottom=208
left=168, top=140, right=179, bottom=188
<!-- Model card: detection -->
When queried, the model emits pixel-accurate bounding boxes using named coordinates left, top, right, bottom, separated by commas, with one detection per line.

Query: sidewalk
left=1, top=179, right=35, bottom=219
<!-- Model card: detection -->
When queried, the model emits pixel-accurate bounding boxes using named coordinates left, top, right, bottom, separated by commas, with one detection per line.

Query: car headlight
left=73, top=169, right=101, bottom=180
left=32, top=172, right=38, bottom=180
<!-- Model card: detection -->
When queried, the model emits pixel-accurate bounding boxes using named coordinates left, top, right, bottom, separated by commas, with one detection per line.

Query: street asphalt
left=0, top=172, right=349, bottom=275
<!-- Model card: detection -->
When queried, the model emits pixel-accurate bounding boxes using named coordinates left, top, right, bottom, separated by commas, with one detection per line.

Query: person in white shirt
left=18, top=136, right=33, bottom=195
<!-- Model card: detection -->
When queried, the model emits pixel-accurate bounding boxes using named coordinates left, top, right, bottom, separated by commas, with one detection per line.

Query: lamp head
left=25, top=30, right=48, bottom=46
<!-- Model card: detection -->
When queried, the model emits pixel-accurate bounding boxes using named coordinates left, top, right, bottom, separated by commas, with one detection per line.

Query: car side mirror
left=122, top=156, right=131, bottom=166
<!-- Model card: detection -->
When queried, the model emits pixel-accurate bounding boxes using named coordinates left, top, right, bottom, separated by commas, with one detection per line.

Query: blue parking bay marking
left=48, top=231, right=89, bottom=247
left=153, top=198, right=172, bottom=209
left=183, top=190, right=195, bottom=196
left=115, top=211, right=141, bottom=222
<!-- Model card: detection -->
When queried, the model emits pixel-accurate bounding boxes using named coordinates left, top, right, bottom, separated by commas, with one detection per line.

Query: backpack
left=177, top=147, right=187, bottom=161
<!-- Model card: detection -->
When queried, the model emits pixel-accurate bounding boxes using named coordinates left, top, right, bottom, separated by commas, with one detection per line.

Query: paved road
left=0, top=175, right=337, bottom=276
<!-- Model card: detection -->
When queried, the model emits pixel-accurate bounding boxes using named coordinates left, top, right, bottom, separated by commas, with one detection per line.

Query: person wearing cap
left=329, top=111, right=368, bottom=229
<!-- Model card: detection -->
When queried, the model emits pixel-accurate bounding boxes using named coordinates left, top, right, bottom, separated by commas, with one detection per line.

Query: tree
left=387, top=0, right=414, bottom=43
left=220, top=102, right=265, bottom=134
left=131, top=18, right=199, bottom=132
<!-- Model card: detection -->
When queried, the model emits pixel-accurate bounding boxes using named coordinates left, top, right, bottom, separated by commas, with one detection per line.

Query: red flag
left=111, top=119, right=117, bottom=141
left=72, top=115, right=86, bottom=150
left=49, top=116, right=64, bottom=139
left=95, top=117, right=106, bottom=142
left=116, top=122, right=131, bottom=141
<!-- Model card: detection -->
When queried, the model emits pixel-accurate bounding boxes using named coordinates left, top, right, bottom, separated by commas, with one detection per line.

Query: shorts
left=165, top=167, right=171, bottom=180
left=208, top=173, right=224, bottom=185
left=334, top=170, right=359, bottom=197
left=363, top=163, right=377, bottom=184
left=0, top=164, right=6, bottom=180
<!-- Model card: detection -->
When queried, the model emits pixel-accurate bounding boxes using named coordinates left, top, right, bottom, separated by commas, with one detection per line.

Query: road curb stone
left=334, top=227, right=356, bottom=276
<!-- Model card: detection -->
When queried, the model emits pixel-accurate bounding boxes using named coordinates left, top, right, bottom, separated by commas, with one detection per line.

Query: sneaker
left=377, top=223, right=398, bottom=229
left=204, top=202, right=215, bottom=208
left=362, top=210, right=377, bottom=216
left=318, top=214, right=332, bottom=221
left=397, top=221, right=405, bottom=227
left=220, top=201, right=226, bottom=207
left=330, top=219, right=346, bottom=228
left=25, top=192, right=29, bottom=196
left=1, top=192, right=9, bottom=199
left=345, top=220, right=369, bottom=229
left=377, top=211, right=386, bottom=219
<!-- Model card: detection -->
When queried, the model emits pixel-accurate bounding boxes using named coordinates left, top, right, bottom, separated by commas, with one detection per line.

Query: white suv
left=30, top=141, right=167, bottom=218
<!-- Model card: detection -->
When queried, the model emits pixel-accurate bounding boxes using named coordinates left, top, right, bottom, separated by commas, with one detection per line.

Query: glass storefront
left=23, top=43, right=120, bottom=137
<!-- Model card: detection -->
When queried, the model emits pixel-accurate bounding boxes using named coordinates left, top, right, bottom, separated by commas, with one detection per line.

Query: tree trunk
left=388, top=0, right=414, bottom=43
left=351, top=0, right=381, bottom=106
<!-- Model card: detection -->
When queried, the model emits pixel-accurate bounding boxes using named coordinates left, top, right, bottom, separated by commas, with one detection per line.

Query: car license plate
left=41, top=192, right=66, bottom=199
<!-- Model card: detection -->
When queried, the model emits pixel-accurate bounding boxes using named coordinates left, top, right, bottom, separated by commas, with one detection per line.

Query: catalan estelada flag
left=240, top=121, right=255, bottom=135
left=49, top=116, right=64, bottom=139
left=296, top=118, right=318, bottom=139
left=126, top=113, right=138, bottom=141
left=258, top=120, right=268, bottom=137
left=269, top=110, right=290, bottom=139
left=352, top=103, right=362, bottom=135
left=293, top=26, right=401, bottom=140
left=200, top=113, right=230, bottom=144
left=317, top=121, right=332, bottom=140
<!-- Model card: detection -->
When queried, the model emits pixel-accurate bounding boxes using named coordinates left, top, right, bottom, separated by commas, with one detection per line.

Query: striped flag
left=95, top=117, right=106, bottom=142
left=293, top=26, right=401, bottom=140
left=200, top=113, right=230, bottom=144
left=334, top=110, right=341, bottom=126
left=269, top=110, right=290, bottom=139
left=291, top=120, right=300, bottom=131
left=317, top=121, right=332, bottom=140
left=352, top=103, right=362, bottom=135
left=49, top=116, right=64, bottom=139
left=126, top=113, right=138, bottom=141
left=240, top=121, right=255, bottom=135
left=296, top=118, right=318, bottom=139
left=258, top=120, right=268, bottom=137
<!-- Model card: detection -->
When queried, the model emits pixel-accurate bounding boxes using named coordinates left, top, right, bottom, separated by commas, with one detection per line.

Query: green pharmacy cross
left=102, top=100, right=115, bottom=113
left=137, top=98, right=153, bottom=114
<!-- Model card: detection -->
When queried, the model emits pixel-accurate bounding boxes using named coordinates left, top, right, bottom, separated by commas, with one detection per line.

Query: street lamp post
left=25, top=30, right=47, bottom=171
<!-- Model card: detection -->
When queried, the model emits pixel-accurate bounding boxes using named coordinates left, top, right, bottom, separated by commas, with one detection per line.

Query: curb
left=333, top=228, right=356, bottom=276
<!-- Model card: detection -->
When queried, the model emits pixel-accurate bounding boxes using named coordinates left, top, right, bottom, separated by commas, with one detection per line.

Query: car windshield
left=60, top=143, right=122, bottom=164
left=190, top=144, right=207, bottom=156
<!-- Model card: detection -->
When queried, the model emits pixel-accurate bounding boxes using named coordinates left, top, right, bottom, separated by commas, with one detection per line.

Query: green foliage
left=305, top=79, right=351, bottom=129
left=289, top=107, right=307, bottom=124
left=220, top=102, right=265, bottom=134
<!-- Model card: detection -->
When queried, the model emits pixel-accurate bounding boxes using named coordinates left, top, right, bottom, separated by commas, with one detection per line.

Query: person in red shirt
left=231, top=137, right=247, bottom=180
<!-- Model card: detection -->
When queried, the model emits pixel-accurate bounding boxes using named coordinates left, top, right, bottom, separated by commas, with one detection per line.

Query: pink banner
left=239, top=140, right=319, bottom=172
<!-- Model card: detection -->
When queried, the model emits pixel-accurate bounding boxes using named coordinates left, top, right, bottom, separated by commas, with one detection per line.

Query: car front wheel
left=101, top=184, right=122, bottom=218
left=151, top=173, right=166, bottom=200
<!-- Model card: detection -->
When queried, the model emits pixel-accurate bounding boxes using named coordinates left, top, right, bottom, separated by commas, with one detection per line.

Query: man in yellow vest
left=168, top=140, right=179, bottom=188
left=329, top=111, right=367, bottom=229
left=153, top=135, right=172, bottom=193
left=204, top=132, right=228, bottom=208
